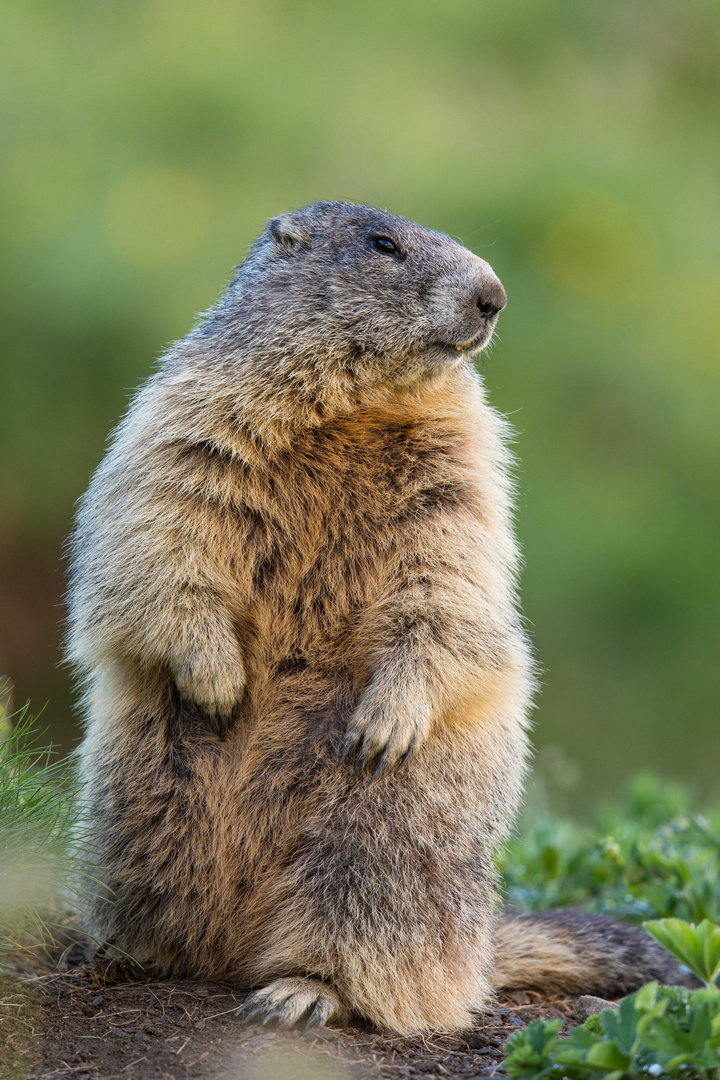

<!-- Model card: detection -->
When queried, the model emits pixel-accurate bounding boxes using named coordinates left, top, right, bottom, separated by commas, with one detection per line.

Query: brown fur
left=493, top=910, right=686, bottom=999
left=66, top=203, right=677, bottom=1035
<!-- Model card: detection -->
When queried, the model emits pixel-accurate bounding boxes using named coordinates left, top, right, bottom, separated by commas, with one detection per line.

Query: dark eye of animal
left=371, top=235, right=401, bottom=257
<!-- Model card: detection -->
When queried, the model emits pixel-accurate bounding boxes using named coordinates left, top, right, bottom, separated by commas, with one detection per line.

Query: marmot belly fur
left=67, top=202, right=680, bottom=1034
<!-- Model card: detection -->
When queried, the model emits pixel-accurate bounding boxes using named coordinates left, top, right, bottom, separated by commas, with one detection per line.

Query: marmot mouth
left=433, top=329, right=491, bottom=355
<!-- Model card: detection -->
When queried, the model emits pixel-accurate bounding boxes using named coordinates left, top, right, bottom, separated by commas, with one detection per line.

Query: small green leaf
left=633, top=981, right=659, bottom=1011
left=584, top=1039, right=631, bottom=1070
left=503, top=1018, right=562, bottom=1079
left=601, top=995, right=641, bottom=1053
left=644, top=918, right=720, bottom=989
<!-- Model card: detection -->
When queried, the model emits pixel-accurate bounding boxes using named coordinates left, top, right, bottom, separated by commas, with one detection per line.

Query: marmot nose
left=475, top=277, right=507, bottom=321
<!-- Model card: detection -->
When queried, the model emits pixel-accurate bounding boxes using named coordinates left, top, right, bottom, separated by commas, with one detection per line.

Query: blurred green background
left=1, top=0, right=718, bottom=806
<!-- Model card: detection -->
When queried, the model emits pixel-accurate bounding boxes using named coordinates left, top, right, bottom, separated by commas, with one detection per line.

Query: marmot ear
left=269, top=213, right=309, bottom=253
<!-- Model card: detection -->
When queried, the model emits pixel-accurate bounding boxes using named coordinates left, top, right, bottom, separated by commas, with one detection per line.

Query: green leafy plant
left=504, top=983, right=720, bottom=1079
left=501, top=786, right=720, bottom=1079
left=0, top=686, right=90, bottom=963
left=499, top=774, right=720, bottom=924
left=502, top=1016, right=564, bottom=1078
left=645, top=919, right=720, bottom=992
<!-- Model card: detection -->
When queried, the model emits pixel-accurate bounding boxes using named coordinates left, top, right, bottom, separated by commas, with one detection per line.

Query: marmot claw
left=339, top=711, right=422, bottom=780
left=183, top=697, right=241, bottom=739
left=235, top=977, right=346, bottom=1030
left=173, top=662, right=245, bottom=738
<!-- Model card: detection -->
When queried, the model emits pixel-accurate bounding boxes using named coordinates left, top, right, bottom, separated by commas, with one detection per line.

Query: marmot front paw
left=173, top=659, right=245, bottom=738
left=235, top=977, right=347, bottom=1030
left=340, top=690, right=431, bottom=780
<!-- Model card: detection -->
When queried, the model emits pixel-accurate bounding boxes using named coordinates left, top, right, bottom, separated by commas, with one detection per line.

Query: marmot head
left=219, top=202, right=506, bottom=392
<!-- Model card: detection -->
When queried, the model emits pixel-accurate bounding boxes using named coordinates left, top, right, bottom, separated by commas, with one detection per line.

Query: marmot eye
left=371, top=235, right=400, bottom=257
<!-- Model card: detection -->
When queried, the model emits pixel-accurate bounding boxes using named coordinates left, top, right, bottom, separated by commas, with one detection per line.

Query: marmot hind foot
left=235, top=977, right=348, bottom=1030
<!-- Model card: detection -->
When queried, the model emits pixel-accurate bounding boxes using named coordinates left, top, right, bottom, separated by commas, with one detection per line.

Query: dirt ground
left=1, top=962, right=583, bottom=1080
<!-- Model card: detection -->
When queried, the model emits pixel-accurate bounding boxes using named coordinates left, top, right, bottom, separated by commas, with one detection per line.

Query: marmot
left=66, top=202, right=679, bottom=1034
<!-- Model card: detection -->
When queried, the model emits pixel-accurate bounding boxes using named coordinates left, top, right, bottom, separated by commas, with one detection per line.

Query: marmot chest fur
left=67, top=203, right=676, bottom=1035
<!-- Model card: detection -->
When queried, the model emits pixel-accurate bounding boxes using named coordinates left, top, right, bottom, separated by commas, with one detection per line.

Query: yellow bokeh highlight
left=104, top=167, right=210, bottom=269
